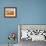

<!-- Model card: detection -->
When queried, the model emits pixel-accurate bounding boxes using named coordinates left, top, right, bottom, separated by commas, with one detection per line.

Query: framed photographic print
left=4, top=7, right=17, bottom=18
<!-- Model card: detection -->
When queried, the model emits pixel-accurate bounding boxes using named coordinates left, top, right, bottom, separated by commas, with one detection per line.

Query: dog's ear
left=8, top=37, right=10, bottom=40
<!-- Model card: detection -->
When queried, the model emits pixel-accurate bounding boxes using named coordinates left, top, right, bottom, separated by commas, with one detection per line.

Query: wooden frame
left=4, top=7, right=17, bottom=18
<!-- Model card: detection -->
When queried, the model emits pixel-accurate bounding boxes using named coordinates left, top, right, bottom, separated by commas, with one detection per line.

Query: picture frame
left=4, top=7, right=17, bottom=18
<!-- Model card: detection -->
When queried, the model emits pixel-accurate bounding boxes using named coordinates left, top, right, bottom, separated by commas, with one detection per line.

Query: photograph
left=4, top=7, right=17, bottom=18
